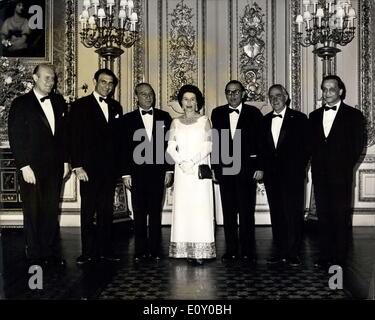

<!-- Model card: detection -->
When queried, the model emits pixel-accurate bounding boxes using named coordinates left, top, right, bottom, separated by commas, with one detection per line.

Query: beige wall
left=2, top=0, right=373, bottom=227
left=72, top=0, right=375, bottom=226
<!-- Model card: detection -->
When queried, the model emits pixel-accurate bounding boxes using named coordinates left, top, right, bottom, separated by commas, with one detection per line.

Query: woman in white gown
left=167, top=84, right=216, bottom=264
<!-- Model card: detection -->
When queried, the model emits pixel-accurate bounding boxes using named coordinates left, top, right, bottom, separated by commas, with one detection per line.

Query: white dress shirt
left=93, top=91, right=109, bottom=122
left=139, top=107, right=154, bottom=140
left=323, top=101, right=341, bottom=138
left=271, top=106, right=287, bottom=147
left=34, top=89, right=55, bottom=135
left=229, top=103, right=242, bottom=139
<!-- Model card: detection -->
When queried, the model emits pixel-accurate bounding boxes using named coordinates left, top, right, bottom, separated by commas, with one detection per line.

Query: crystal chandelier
left=295, top=0, right=356, bottom=76
left=79, top=0, right=138, bottom=69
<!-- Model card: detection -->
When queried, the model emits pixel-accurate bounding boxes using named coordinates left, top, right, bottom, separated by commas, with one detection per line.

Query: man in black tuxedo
left=70, top=69, right=123, bottom=265
left=310, top=75, right=365, bottom=267
left=8, top=64, right=70, bottom=266
left=262, top=84, right=309, bottom=267
left=120, top=83, right=172, bottom=262
left=211, top=80, right=263, bottom=263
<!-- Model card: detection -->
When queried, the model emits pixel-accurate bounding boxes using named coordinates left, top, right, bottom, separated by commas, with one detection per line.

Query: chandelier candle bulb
left=107, top=0, right=115, bottom=15
left=97, top=8, right=106, bottom=27
left=336, top=6, right=344, bottom=29
left=127, top=0, right=134, bottom=17
left=303, top=11, right=312, bottom=29
left=296, top=15, right=304, bottom=33
left=92, top=0, right=99, bottom=15
left=326, top=0, right=334, bottom=13
left=316, top=8, right=324, bottom=27
left=83, top=0, right=91, bottom=10
left=88, top=16, right=96, bottom=28
left=348, top=8, right=356, bottom=28
left=119, top=9, right=126, bottom=28
left=120, top=0, right=128, bottom=8
left=312, top=0, right=318, bottom=14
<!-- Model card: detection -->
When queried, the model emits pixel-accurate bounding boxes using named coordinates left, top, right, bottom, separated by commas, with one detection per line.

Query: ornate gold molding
left=290, top=0, right=302, bottom=111
left=133, top=0, right=146, bottom=91
left=239, top=2, right=266, bottom=102
left=64, top=0, right=77, bottom=98
left=167, top=0, right=198, bottom=101
left=360, top=0, right=375, bottom=147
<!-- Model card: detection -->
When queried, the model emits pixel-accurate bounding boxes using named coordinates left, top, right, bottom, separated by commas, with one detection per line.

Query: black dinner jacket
left=70, top=93, right=123, bottom=177
left=211, top=103, right=264, bottom=179
left=309, top=102, right=365, bottom=182
left=8, top=90, right=68, bottom=175
left=262, top=107, right=309, bottom=181
left=119, top=107, right=172, bottom=179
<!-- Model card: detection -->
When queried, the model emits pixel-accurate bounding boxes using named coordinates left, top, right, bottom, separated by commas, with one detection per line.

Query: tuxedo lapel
left=316, top=108, right=325, bottom=141
left=50, top=94, right=61, bottom=135
left=276, top=108, right=290, bottom=149
left=31, top=91, right=54, bottom=135
left=265, top=115, right=275, bottom=150
left=326, top=102, right=345, bottom=139
left=107, top=99, right=121, bottom=124
left=90, top=94, right=108, bottom=125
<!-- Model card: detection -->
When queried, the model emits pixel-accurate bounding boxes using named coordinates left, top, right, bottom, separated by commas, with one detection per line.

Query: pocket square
left=250, top=154, right=257, bottom=158
left=115, top=114, right=120, bottom=119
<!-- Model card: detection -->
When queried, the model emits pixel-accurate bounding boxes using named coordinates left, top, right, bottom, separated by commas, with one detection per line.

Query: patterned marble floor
left=0, top=225, right=374, bottom=300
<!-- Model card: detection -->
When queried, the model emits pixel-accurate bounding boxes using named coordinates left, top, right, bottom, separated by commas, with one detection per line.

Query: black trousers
left=19, top=169, right=62, bottom=260
left=80, top=174, right=116, bottom=258
left=219, top=174, right=257, bottom=257
left=313, top=176, right=353, bottom=264
left=264, top=174, right=305, bottom=259
left=131, top=176, right=165, bottom=256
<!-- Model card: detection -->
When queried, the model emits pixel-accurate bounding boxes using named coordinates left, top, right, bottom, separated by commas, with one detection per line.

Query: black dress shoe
left=45, top=256, right=66, bottom=267
left=195, top=259, right=204, bottom=265
left=134, top=254, right=147, bottom=263
left=221, top=253, right=238, bottom=262
left=314, top=259, right=330, bottom=269
left=76, top=255, right=92, bottom=265
left=287, top=256, right=301, bottom=267
left=149, top=254, right=162, bottom=262
left=266, top=256, right=286, bottom=264
left=241, top=255, right=257, bottom=265
left=100, top=255, right=121, bottom=262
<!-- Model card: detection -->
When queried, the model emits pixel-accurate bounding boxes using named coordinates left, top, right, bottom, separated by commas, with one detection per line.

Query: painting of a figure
left=0, top=0, right=46, bottom=57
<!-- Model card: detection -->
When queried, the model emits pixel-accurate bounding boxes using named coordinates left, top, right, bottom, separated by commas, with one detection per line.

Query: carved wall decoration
left=64, top=0, right=77, bottom=98
left=133, top=0, right=146, bottom=89
left=290, top=0, right=302, bottom=111
left=239, top=2, right=266, bottom=101
left=360, top=0, right=375, bottom=147
left=168, top=0, right=197, bottom=101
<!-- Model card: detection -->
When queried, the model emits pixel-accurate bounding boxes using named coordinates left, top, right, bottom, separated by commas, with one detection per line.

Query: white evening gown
left=167, top=116, right=216, bottom=259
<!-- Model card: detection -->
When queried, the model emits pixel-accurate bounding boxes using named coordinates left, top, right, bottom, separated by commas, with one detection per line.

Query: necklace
left=180, top=114, right=200, bottom=125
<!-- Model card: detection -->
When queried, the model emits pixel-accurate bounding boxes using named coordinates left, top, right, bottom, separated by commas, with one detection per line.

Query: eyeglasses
left=225, top=89, right=242, bottom=96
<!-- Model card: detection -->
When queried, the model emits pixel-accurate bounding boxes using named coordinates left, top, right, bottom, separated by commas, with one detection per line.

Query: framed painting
left=0, top=0, right=52, bottom=61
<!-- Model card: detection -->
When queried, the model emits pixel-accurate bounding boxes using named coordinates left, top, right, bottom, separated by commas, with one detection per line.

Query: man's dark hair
left=268, top=84, right=291, bottom=107
left=94, top=68, right=118, bottom=88
left=321, top=75, right=346, bottom=100
left=177, top=84, right=205, bottom=112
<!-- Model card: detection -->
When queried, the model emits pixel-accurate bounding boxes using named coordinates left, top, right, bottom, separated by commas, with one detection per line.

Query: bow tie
left=99, top=96, right=109, bottom=104
left=40, top=96, right=51, bottom=103
left=272, top=114, right=282, bottom=119
left=229, top=108, right=239, bottom=114
left=141, top=109, right=153, bottom=116
left=323, top=105, right=337, bottom=111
